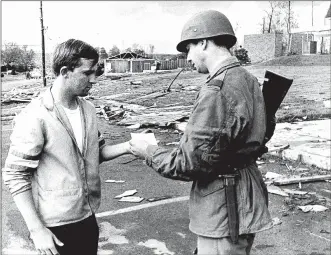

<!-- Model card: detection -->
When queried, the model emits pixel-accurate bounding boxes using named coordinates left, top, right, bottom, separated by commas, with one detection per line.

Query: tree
left=278, top=1, right=298, bottom=53
left=108, top=45, right=120, bottom=57
left=131, top=43, right=146, bottom=56
left=1, top=42, right=22, bottom=65
left=21, top=45, right=36, bottom=70
left=98, top=47, right=108, bottom=63
left=1, top=42, right=36, bottom=71
left=261, top=1, right=283, bottom=33
left=148, top=44, right=155, bottom=55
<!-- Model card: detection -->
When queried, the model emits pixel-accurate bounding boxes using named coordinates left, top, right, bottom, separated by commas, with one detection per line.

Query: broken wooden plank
left=126, top=91, right=168, bottom=103
left=100, top=105, right=109, bottom=120
left=274, top=175, right=331, bottom=186
left=267, top=185, right=289, bottom=197
left=267, top=144, right=290, bottom=153
left=1, top=116, right=14, bottom=121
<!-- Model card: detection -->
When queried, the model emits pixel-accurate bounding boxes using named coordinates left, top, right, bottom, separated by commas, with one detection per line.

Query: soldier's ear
left=201, top=39, right=208, bottom=51
left=60, top=66, right=69, bottom=77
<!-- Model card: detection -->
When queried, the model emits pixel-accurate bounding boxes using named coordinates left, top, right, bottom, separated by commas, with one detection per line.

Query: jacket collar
left=42, top=87, right=55, bottom=111
left=206, top=56, right=240, bottom=83
left=41, top=87, right=87, bottom=157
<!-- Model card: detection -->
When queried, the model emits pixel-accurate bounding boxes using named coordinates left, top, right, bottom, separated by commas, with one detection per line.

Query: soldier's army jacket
left=145, top=56, right=273, bottom=237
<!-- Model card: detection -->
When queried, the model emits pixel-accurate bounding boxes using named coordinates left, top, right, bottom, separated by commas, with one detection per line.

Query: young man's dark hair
left=52, top=39, right=99, bottom=76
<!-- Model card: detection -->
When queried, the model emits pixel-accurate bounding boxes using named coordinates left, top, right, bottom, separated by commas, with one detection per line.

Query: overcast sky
left=2, top=1, right=330, bottom=54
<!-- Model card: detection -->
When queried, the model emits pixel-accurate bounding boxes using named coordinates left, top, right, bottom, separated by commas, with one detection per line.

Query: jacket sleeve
left=145, top=86, right=247, bottom=181
left=2, top=108, right=44, bottom=196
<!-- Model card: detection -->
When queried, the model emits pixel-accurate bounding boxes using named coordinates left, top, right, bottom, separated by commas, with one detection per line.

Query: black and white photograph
left=1, top=1, right=330, bottom=255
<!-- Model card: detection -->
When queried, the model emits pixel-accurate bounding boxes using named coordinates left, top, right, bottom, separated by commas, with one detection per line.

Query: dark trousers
left=48, top=214, right=99, bottom=255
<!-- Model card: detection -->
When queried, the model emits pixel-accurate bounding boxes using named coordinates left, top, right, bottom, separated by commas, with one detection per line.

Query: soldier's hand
left=30, top=226, right=63, bottom=255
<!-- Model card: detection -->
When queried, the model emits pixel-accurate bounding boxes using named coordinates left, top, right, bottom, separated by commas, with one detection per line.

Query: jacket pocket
left=195, top=178, right=224, bottom=197
left=38, top=188, right=85, bottom=225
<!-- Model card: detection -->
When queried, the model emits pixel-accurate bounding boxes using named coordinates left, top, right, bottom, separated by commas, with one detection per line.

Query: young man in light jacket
left=2, top=39, right=132, bottom=255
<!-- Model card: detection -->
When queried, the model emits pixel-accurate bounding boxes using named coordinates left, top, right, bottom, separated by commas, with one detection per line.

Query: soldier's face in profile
left=186, top=42, right=208, bottom=74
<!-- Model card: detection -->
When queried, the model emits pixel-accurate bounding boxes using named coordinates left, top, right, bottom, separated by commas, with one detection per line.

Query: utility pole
left=312, top=1, right=314, bottom=27
left=40, top=1, right=46, bottom=87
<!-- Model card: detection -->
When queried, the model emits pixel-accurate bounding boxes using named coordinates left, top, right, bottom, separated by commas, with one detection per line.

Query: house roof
left=326, top=4, right=331, bottom=18
left=108, top=52, right=147, bottom=59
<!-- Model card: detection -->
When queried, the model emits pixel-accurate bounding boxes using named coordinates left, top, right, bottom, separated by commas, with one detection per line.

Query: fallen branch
left=274, top=175, right=331, bottom=186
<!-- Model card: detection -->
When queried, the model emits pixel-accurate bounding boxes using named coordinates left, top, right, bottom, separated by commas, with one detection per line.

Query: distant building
left=244, top=4, right=331, bottom=62
left=104, top=52, right=155, bottom=74
left=290, top=4, right=330, bottom=55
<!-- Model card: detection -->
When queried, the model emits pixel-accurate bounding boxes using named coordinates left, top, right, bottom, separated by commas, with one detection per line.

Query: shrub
left=234, top=46, right=251, bottom=65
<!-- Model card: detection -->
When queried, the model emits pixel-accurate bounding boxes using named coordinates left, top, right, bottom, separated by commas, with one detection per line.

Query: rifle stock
left=261, top=70, right=293, bottom=146
left=262, top=70, right=293, bottom=118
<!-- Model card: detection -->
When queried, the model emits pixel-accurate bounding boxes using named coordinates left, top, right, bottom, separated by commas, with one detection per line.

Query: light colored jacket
left=2, top=87, right=105, bottom=227
left=145, top=57, right=273, bottom=238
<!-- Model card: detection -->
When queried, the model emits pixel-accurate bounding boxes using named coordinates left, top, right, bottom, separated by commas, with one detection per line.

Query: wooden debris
left=147, top=196, right=173, bottom=202
left=127, top=123, right=141, bottom=129
left=126, top=91, right=168, bottom=103
left=265, top=171, right=284, bottom=180
left=298, top=205, right=328, bottom=213
left=267, top=185, right=289, bottom=197
left=166, top=142, right=179, bottom=146
left=108, top=110, right=125, bottom=120
left=283, top=189, right=308, bottom=195
left=268, top=144, right=290, bottom=153
left=130, top=80, right=142, bottom=85
left=100, top=106, right=109, bottom=120
left=173, top=122, right=187, bottom=132
left=1, top=116, right=14, bottom=121
left=256, top=160, right=265, bottom=165
left=272, top=217, right=282, bottom=226
left=274, top=175, right=331, bottom=186
left=115, top=189, right=137, bottom=199
left=321, top=189, right=331, bottom=194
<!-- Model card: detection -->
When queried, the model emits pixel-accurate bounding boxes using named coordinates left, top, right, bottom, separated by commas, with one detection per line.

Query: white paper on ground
left=115, top=189, right=137, bottom=198
left=131, top=133, right=158, bottom=146
left=298, top=205, right=328, bottom=212
left=105, top=180, right=125, bottom=183
left=118, top=196, right=144, bottom=203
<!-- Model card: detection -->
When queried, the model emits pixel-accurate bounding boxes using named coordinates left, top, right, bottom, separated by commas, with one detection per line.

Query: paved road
left=1, top=121, right=330, bottom=255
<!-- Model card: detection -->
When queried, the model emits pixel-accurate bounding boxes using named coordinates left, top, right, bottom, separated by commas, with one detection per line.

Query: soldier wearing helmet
left=130, top=10, right=272, bottom=255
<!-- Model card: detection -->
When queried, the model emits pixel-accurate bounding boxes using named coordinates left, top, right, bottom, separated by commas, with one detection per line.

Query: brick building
left=243, top=32, right=283, bottom=63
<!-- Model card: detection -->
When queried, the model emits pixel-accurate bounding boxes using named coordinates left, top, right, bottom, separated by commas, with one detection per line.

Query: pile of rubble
left=1, top=87, right=41, bottom=104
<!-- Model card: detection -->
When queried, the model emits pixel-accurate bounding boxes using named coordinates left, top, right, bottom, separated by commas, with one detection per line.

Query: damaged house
left=104, top=52, right=156, bottom=75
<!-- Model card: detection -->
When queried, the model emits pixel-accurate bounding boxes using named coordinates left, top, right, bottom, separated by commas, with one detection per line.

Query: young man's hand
left=129, top=139, right=151, bottom=159
left=30, top=226, right=63, bottom=255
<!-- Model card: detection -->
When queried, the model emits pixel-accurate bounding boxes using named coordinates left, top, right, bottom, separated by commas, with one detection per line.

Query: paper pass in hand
left=130, top=133, right=158, bottom=145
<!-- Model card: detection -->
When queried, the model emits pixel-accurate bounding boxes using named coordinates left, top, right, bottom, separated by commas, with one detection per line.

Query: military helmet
left=176, top=10, right=237, bottom=53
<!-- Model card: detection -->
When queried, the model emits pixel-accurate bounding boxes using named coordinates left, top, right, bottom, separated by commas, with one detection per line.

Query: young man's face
left=67, top=58, right=97, bottom=97
left=186, top=42, right=208, bottom=74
